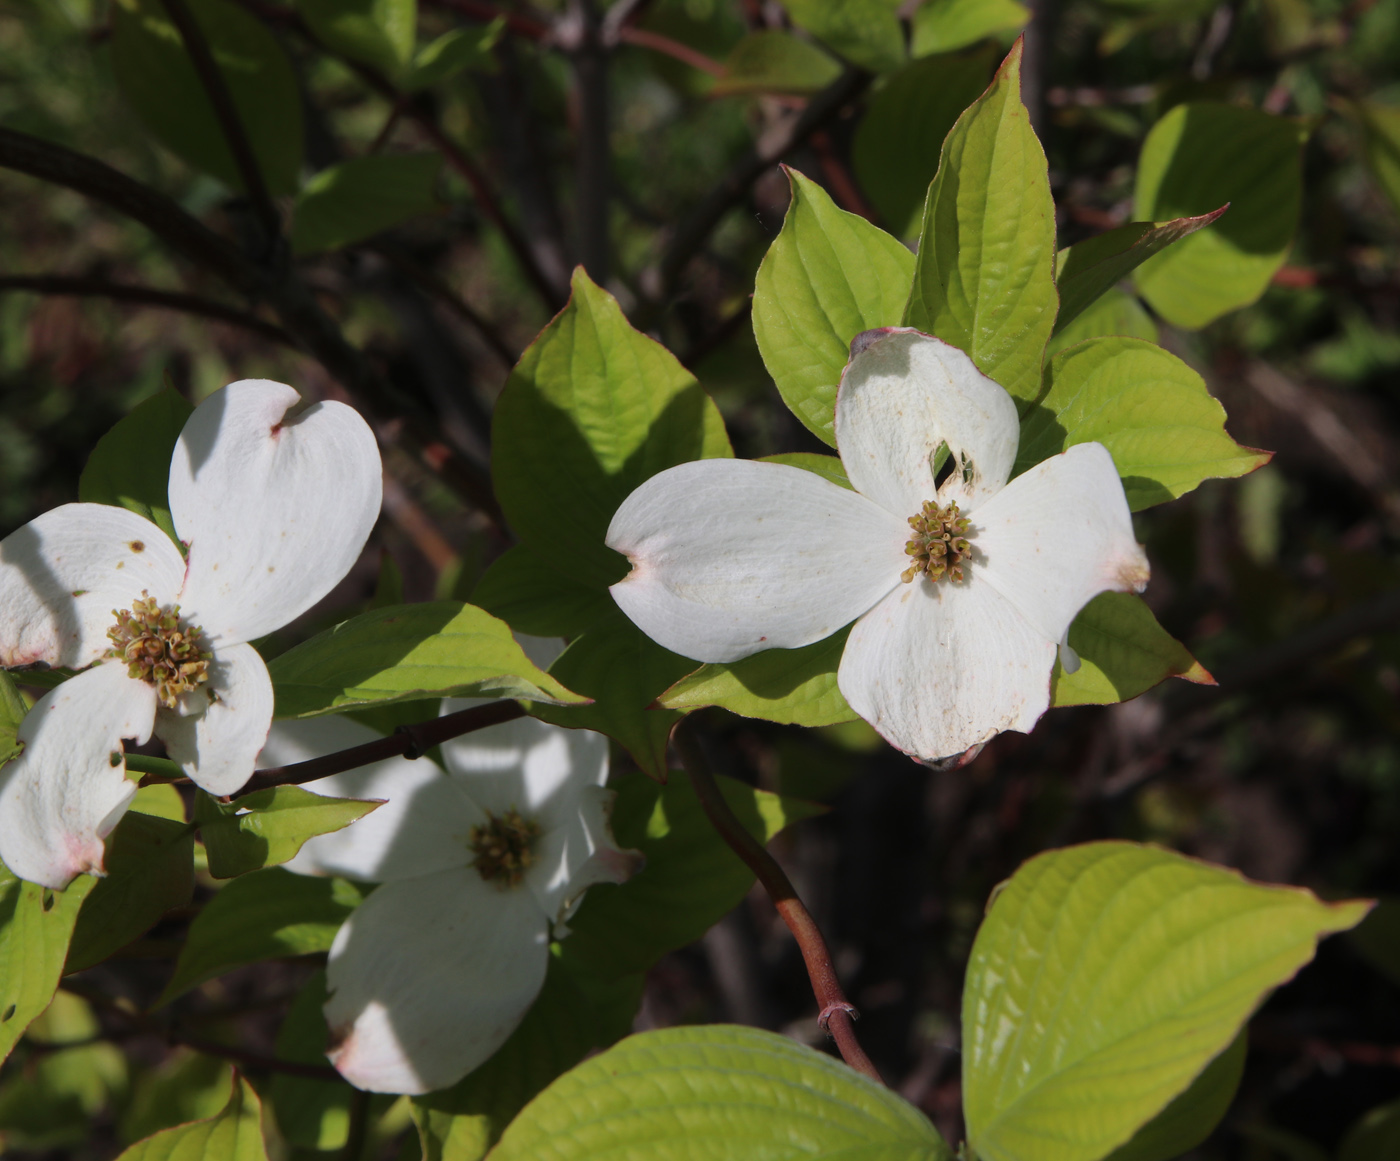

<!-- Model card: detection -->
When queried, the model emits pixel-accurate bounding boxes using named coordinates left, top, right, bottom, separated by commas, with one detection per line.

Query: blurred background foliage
left=4, top=0, right=1400, bottom=1157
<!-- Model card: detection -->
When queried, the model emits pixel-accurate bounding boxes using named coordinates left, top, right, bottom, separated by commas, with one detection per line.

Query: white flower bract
left=0, top=380, right=383, bottom=888
left=605, top=329, right=1151, bottom=764
left=266, top=656, right=640, bottom=1095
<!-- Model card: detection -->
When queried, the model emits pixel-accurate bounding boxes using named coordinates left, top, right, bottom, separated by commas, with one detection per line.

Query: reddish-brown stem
left=671, top=721, right=884, bottom=1085
left=228, top=701, right=526, bottom=798
left=159, top=0, right=281, bottom=245
left=809, top=130, right=876, bottom=222
left=615, top=26, right=725, bottom=75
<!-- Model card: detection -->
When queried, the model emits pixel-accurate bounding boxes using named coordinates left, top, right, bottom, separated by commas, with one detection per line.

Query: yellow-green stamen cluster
left=469, top=808, right=542, bottom=886
left=106, top=592, right=211, bottom=709
left=902, top=500, right=973, bottom=584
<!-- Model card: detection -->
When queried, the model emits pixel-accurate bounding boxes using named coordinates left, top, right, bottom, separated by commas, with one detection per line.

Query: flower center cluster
left=470, top=808, right=542, bottom=886
left=106, top=592, right=212, bottom=709
left=902, top=500, right=973, bottom=584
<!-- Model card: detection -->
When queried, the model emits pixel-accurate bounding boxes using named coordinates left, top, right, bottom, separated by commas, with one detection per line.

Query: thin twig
left=571, top=0, right=611, bottom=282
left=341, top=1087, right=372, bottom=1159
left=614, top=26, right=725, bottom=75
left=230, top=701, right=526, bottom=797
left=158, top=0, right=282, bottom=244
left=672, top=721, right=884, bottom=1084
left=0, top=275, right=294, bottom=346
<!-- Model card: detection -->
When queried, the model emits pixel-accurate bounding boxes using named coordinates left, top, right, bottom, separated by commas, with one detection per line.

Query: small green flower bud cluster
left=470, top=808, right=542, bottom=886
left=106, top=591, right=211, bottom=709
left=902, top=500, right=973, bottom=585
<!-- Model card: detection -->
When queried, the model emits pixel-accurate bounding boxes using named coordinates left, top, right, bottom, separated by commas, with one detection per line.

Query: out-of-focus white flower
left=606, top=329, right=1150, bottom=764
left=266, top=652, right=640, bottom=1095
left=0, top=380, right=382, bottom=888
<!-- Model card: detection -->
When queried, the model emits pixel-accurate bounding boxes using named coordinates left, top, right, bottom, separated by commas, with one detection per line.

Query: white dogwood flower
left=606, top=329, right=1150, bottom=764
left=0, top=380, right=382, bottom=888
left=266, top=675, right=640, bottom=1095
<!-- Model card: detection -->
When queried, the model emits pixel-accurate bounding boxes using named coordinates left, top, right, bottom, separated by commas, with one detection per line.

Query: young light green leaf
left=753, top=167, right=914, bottom=445
left=412, top=955, right=644, bottom=1161
left=1340, top=99, right=1400, bottom=218
left=297, top=0, right=417, bottom=75
left=712, top=31, right=841, bottom=96
left=267, top=971, right=355, bottom=1150
left=1017, top=336, right=1271, bottom=509
left=1339, top=1097, right=1400, bottom=1161
left=111, top=0, right=304, bottom=196
left=1133, top=103, right=1309, bottom=329
left=1054, top=209, right=1225, bottom=334
left=157, top=868, right=367, bottom=1005
left=78, top=388, right=192, bottom=548
left=471, top=544, right=614, bottom=639
left=290, top=153, right=443, bottom=255
left=658, top=627, right=858, bottom=727
left=195, top=787, right=380, bottom=880
left=0, top=671, right=25, bottom=767
left=526, top=610, right=694, bottom=779
left=406, top=18, right=503, bottom=90
left=493, top=268, right=731, bottom=589
left=1102, top=1031, right=1246, bottom=1161
left=962, top=841, right=1371, bottom=1161
left=65, top=812, right=195, bottom=974
left=114, top=1075, right=267, bottom=1161
left=563, top=772, right=824, bottom=979
left=268, top=601, right=587, bottom=719
left=783, top=0, right=905, bottom=72
left=0, top=866, right=95, bottom=1068
left=1051, top=592, right=1212, bottom=707
left=904, top=40, right=1058, bottom=405
left=911, top=0, right=1029, bottom=56
left=1044, top=287, right=1157, bottom=360
left=852, top=48, right=995, bottom=239
left=119, top=1051, right=232, bottom=1144
left=491, top=1025, right=951, bottom=1161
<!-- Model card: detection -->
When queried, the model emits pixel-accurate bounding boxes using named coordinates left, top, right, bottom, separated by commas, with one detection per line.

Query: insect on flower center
left=106, top=592, right=212, bottom=709
left=470, top=808, right=542, bottom=887
left=902, top=500, right=974, bottom=585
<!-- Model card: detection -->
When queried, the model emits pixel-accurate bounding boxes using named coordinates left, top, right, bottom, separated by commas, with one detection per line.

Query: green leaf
left=1340, top=1098, right=1400, bottom=1161
left=195, top=786, right=380, bottom=880
left=961, top=841, right=1371, bottom=1161
left=1341, top=99, right=1400, bottom=219
left=1017, top=336, right=1271, bottom=509
left=658, top=626, right=858, bottom=727
left=1133, top=103, right=1309, bottom=330
left=759, top=452, right=853, bottom=489
left=1101, top=1030, right=1245, bottom=1161
left=290, top=153, right=444, bottom=256
left=1044, top=288, right=1157, bottom=360
left=0, top=671, right=25, bottom=768
left=911, top=0, right=1029, bottom=56
left=268, top=601, right=587, bottom=719
left=111, top=0, right=304, bottom=196
left=114, top=1075, right=267, bottom=1161
left=120, top=1051, right=232, bottom=1145
left=852, top=48, right=995, bottom=239
left=712, top=31, right=841, bottom=96
left=471, top=544, right=614, bottom=639
left=1054, top=210, right=1225, bottom=334
left=1050, top=592, right=1212, bottom=708
left=78, top=388, right=192, bottom=547
left=158, top=868, right=366, bottom=1005
left=563, top=772, right=824, bottom=979
left=493, top=268, right=732, bottom=589
left=406, top=18, right=503, bottom=90
left=65, top=812, right=195, bottom=974
left=904, top=40, right=1058, bottom=406
left=491, top=1025, right=951, bottom=1161
left=753, top=167, right=915, bottom=445
left=267, top=971, right=354, bottom=1150
left=297, top=0, right=417, bottom=75
left=783, top=0, right=905, bottom=73
left=527, top=611, right=693, bottom=779
left=0, top=864, right=95, bottom=1068
left=1351, top=895, right=1400, bottom=987
left=412, top=954, right=643, bottom=1161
